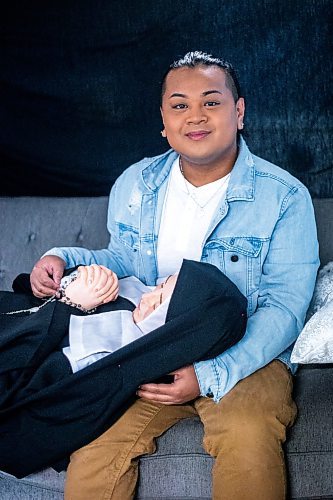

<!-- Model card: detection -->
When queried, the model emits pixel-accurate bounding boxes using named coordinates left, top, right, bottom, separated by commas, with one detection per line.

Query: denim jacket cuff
left=194, top=360, right=221, bottom=402
left=42, top=247, right=69, bottom=265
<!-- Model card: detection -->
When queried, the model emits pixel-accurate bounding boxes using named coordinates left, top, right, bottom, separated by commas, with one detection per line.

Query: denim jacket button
left=231, top=254, right=239, bottom=262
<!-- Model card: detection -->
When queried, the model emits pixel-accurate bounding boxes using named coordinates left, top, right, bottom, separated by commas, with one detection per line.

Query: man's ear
left=236, top=97, right=245, bottom=130
left=160, top=106, right=167, bottom=137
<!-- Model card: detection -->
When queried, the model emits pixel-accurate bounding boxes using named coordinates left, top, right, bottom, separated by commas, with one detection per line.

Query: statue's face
left=132, top=274, right=178, bottom=324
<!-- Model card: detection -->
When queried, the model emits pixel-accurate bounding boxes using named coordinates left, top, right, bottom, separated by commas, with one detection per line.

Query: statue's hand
left=62, top=264, right=119, bottom=310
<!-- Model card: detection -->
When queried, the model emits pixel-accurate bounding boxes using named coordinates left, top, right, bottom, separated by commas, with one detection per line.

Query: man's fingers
left=30, top=284, right=48, bottom=298
left=31, top=267, right=59, bottom=297
left=36, top=268, right=59, bottom=288
left=137, top=384, right=178, bottom=405
left=52, top=269, right=63, bottom=285
left=53, top=276, right=61, bottom=286
left=31, top=280, right=57, bottom=297
left=30, top=255, right=65, bottom=298
left=137, top=393, right=175, bottom=405
left=138, top=382, right=175, bottom=396
left=137, top=366, right=200, bottom=405
left=139, top=382, right=174, bottom=393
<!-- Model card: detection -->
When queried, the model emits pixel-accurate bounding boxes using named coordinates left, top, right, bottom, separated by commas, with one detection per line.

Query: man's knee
left=200, top=391, right=295, bottom=462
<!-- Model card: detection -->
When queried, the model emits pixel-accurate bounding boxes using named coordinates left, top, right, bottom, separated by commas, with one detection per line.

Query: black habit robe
left=0, top=260, right=247, bottom=477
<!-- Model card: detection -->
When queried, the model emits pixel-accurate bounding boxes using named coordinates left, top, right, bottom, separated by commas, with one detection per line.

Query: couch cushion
left=0, top=197, right=109, bottom=291
left=286, top=365, right=333, bottom=498
left=0, top=469, right=65, bottom=500
left=137, top=417, right=212, bottom=499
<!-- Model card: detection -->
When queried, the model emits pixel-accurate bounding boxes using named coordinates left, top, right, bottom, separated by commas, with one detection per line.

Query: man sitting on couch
left=29, top=51, right=319, bottom=500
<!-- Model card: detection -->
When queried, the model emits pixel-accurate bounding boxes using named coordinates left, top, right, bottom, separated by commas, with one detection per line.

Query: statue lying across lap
left=0, top=259, right=246, bottom=478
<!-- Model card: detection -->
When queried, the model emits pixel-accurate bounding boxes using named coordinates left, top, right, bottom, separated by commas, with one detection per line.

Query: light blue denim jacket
left=47, top=137, right=319, bottom=401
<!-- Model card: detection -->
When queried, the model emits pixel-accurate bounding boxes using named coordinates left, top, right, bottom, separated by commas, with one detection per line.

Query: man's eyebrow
left=169, top=90, right=223, bottom=99
left=202, top=90, right=223, bottom=96
left=169, top=92, right=187, bottom=99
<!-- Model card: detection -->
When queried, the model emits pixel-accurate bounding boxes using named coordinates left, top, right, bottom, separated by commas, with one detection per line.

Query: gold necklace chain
left=179, top=157, right=229, bottom=211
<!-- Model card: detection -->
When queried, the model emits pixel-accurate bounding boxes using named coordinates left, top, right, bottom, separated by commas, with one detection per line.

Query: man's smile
left=185, top=130, right=211, bottom=141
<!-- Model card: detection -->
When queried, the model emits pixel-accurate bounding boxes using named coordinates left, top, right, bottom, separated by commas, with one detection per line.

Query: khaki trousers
left=65, top=360, right=297, bottom=500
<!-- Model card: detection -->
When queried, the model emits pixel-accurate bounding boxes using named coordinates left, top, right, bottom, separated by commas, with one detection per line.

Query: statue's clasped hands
left=61, top=265, right=119, bottom=310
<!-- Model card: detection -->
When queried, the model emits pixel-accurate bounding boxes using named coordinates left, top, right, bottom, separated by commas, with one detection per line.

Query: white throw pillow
left=291, top=299, right=333, bottom=363
left=306, top=261, right=333, bottom=319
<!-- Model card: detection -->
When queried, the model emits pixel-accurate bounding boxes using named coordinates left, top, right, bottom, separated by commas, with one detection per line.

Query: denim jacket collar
left=141, top=136, right=255, bottom=202
left=226, top=136, right=255, bottom=202
left=141, top=150, right=177, bottom=192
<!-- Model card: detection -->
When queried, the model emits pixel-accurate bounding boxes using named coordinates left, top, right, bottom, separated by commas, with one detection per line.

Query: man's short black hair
left=161, top=51, right=242, bottom=104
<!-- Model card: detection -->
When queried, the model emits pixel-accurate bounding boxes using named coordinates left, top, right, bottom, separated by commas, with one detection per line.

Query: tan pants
left=65, top=360, right=297, bottom=500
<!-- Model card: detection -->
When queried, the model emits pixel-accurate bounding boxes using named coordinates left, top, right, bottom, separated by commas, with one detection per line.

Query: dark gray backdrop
left=0, top=0, right=332, bottom=197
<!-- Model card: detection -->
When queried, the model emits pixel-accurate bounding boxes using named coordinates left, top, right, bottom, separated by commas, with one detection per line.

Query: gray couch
left=0, top=196, right=332, bottom=500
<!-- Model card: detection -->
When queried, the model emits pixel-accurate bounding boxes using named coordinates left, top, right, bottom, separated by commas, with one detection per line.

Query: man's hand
left=30, top=255, right=66, bottom=298
left=137, top=365, right=200, bottom=405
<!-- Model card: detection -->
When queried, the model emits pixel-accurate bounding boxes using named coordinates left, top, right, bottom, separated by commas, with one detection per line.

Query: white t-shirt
left=63, top=157, right=230, bottom=371
left=157, top=157, right=230, bottom=280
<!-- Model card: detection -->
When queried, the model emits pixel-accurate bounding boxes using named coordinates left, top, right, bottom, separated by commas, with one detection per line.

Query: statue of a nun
left=0, top=260, right=247, bottom=477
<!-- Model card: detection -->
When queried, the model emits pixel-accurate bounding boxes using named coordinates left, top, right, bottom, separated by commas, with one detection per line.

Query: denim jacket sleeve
left=43, top=178, right=132, bottom=278
left=194, top=186, right=319, bottom=402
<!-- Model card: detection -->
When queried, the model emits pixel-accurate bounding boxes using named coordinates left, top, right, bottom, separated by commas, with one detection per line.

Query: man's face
left=160, top=65, right=245, bottom=168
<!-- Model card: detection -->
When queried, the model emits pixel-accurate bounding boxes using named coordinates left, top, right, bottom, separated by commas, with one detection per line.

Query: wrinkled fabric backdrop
left=0, top=0, right=332, bottom=197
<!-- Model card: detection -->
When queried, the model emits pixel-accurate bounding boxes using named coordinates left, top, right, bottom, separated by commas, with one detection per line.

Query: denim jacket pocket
left=204, top=236, right=269, bottom=316
left=217, top=236, right=263, bottom=257
left=116, top=222, right=140, bottom=251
